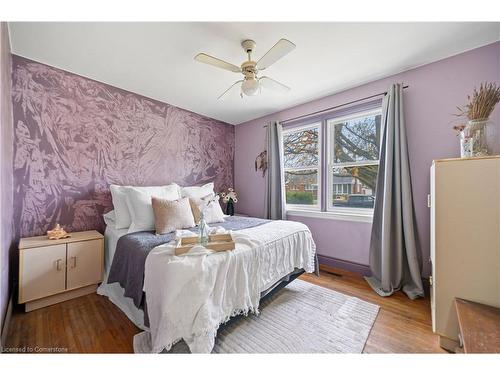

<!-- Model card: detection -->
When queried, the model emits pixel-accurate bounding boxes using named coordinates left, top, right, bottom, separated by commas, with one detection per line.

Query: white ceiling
left=8, top=22, right=500, bottom=125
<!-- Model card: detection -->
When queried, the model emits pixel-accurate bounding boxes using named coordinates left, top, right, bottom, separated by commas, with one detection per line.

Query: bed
left=97, top=215, right=317, bottom=353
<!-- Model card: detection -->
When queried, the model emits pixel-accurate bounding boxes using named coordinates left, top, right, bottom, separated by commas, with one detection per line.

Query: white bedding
left=134, top=220, right=316, bottom=353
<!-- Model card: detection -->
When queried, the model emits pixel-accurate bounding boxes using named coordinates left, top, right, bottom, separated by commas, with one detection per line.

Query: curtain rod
left=264, top=85, right=409, bottom=127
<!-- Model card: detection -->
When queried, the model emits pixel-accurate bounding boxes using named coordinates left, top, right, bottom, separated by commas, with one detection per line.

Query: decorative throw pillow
left=189, top=194, right=225, bottom=224
left=125, top=184, right=181, bottom=233
left=152, top=197, right=196, bottom=235
left=180, top=182, right=215, bottom=199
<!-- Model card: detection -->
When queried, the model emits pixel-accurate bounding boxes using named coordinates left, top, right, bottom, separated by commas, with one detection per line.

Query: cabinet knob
left=70, top=256, right=77, bottom=269
left=55, top=259, right=63, bottom=271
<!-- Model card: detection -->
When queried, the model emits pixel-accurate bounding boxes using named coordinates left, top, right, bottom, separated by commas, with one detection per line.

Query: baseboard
left=1, top=292, right=13, bottom=352
left=25, top=284, right=97, bottom=312
left=317, top=254, right=371, bottom=276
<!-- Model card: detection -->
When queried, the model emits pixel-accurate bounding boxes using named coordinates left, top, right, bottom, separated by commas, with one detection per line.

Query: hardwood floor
left=5, top=265, right=446, bottom=353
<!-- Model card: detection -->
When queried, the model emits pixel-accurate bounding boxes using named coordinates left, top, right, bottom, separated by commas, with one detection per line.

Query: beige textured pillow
left=189, top=194, right=225, bottom=224
left=151, top=197, right=195, bottom=235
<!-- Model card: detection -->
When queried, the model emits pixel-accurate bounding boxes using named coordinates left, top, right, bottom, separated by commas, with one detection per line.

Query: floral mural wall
left=11, top=55, right=234, bottom=237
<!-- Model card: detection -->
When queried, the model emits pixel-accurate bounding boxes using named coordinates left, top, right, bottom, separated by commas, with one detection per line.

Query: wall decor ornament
left=254, top=150, right=267, bottom=177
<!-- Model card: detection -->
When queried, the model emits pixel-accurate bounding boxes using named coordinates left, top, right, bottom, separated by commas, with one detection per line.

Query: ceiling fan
left=194, top=38, right=296, bottom=100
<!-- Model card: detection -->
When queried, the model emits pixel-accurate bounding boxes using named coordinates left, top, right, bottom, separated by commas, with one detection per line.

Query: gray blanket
left=107, top=216, right=271, bottom=309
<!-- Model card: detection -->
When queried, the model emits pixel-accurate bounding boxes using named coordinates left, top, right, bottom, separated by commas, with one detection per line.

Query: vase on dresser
left=459, top=119, right=495, bottom=158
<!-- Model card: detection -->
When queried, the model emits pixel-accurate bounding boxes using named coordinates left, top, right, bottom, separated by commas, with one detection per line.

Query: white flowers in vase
left=221, top=188, right=238, bottom=204
left=220, top=188, right=238, bottom=216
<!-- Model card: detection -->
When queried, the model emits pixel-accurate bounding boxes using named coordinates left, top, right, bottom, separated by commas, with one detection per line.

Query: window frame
left=282, top=122, right=322, bottom=211
left=326, top=108, right=382, bottom=216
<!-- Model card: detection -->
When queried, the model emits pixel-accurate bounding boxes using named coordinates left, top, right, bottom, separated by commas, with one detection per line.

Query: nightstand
left=18, top=230, right=104, bottom=312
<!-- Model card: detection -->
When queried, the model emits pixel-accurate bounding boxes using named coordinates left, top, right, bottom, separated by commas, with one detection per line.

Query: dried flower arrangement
left=456, top=82, right=500, bottom=121
left=453, top=82, right=499, bottom=158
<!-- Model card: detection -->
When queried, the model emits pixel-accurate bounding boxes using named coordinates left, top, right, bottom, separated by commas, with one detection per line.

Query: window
left=281, top=107, right=382, bottom=221
left=282, top=123, right=321, bottom=209
left=327, top=110, right=381, bottom=212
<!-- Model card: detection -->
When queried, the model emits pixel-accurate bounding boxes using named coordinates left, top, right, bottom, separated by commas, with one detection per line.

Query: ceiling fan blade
left=194, top=53, right=241, bottom=73
left=259, top=76, right=291, bottom=93
left=256, top=39, right=296, bottom=70
left=218, top=80, right=244, bottom=100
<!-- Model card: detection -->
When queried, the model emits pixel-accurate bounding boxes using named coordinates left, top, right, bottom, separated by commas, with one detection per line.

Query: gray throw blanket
left=107, top=216, right=271, bottom=310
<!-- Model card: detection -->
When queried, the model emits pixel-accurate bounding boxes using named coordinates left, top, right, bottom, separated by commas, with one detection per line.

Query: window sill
left=286, top=209, right=373, bottom=223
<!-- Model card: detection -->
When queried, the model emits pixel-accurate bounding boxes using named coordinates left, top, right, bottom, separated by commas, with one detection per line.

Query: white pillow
left=126, top=184, right=180, bottom=233
left=189, top=194, right=225, bottom=224
left=180, top=182, right=215, bottom=199
left=103, top=210, right=116, bottom=227
left=110, top=185, right=132, bottom=229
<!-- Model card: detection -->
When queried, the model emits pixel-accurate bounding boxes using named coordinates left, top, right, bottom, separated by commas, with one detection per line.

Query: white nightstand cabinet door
left=19, top=244, right=67, bottom=303
left=66, top=239, right=103, bottom=290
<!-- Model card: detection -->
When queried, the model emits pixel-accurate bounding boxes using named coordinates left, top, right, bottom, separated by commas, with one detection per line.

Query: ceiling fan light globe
left=241, top=78, right=260, bottom=96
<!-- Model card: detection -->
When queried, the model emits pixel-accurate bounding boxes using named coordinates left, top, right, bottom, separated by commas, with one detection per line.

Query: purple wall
left=235, top=41, right=500, bottom=277
left=11, top=56, right=235, bottom=238
left=1, top=23, right=14, bottom=331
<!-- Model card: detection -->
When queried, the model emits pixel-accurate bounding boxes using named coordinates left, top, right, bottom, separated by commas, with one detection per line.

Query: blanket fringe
left=151, top=304, right=260, bottom=353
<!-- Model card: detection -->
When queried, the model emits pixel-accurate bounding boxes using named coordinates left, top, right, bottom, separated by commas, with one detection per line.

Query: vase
left=460, top=119, right=494, bottom=158
left=225, top=200, right=234, bottom=216
left=198, top=211, right=209, bottom=246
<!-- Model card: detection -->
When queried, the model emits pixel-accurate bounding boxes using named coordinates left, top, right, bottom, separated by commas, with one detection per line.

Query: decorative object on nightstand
left=221, top=188, right=238, bottom=216
left=454, top=82, right=500, bottom=158
left=46, top=223, right=71, bottom=240
left=18, top=230, right=104, bottom=312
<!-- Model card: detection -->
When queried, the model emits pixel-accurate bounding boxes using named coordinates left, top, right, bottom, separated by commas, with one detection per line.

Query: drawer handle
left=70, top=256, right=77, bottom=269
left=55, top=259, right=63, bottom=271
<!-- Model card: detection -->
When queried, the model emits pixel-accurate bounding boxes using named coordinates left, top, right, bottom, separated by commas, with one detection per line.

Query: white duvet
left=134, top=220, right=316, bottom=353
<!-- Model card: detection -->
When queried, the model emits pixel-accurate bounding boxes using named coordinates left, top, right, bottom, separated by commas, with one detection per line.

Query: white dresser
left=18, top=230, right=104, bottom=312
left=430, top=156, right=500, bottom=351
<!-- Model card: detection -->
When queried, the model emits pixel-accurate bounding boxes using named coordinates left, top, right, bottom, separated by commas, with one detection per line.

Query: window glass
left=330, top=165, right=378, bottom=209
left=333, top=113, right=381, bottom=163
left=285, top=169, right=319, bottom=206
left=283, top=127, right=319, bottom=168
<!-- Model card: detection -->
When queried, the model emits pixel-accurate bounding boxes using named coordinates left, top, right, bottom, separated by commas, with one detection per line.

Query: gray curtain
left=264, top=121, right=285, bottom=220
left=365, top=84, right=424, bottom=300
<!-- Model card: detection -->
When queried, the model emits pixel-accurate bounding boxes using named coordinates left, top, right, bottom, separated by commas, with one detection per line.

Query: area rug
left=161, top=279, right=379, bottom=353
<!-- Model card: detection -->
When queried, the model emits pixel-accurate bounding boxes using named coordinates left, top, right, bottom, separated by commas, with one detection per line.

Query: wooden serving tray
left=174, top=233, right=235, bottom=256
